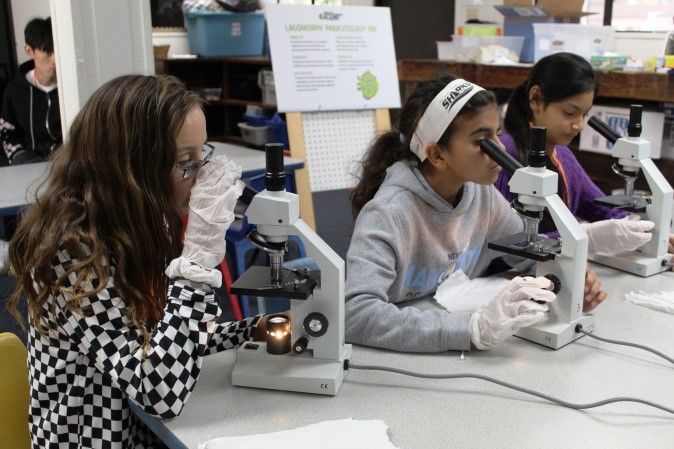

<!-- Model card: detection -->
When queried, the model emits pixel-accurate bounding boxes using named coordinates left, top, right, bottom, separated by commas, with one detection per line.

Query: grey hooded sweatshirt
left=345, top=160, right=524, bottom=353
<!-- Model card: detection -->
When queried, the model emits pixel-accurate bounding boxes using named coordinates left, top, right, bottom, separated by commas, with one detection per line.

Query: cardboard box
left=579, top=105, right=666, bottom=158
left=494, top=0, right=595, bottom=62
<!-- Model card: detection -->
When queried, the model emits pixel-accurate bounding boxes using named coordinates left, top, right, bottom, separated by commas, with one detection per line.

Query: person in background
left=0, top=17, right=61, bottom=275
left=494, top=52, right=660, bottom=258
left=345, top=75, right=606, bottom=353
left=0, top=16, right=61, bottom=165
left=8, top=74, right=265, bottom=448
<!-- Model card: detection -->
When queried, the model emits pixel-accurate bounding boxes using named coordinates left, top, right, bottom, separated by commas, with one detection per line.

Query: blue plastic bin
left=184, top=11, right=265, bottom=57
left=267, top=113, right=289, bottom=149
left=242, top=113, right=269, bottom=127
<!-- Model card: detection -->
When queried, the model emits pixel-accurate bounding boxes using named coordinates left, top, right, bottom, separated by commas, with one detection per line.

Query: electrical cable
left=575, top=324, right=674, bottom=366
left=346, top=362, right=674, bottom=416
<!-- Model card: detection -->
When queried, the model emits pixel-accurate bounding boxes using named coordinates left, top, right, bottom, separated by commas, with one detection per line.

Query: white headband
left=410, top=79, right=484, bottom=162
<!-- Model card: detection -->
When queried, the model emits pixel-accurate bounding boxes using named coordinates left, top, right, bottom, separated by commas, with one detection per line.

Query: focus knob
left=303, top=312, right=328, bottom=338
left=293, top=336, right=309, bottom=354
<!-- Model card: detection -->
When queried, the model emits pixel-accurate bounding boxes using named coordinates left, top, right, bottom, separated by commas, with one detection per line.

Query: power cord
left=575, top=324, right=674, bottom=366
left=345, top=362, right=674, bottom=416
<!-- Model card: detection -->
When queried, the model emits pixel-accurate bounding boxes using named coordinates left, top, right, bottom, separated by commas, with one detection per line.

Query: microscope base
left=590, top=252, right=669, bottom=277
left=232, top=342, right=353, bottom=395
left=516, top=314, right=595, bottom=349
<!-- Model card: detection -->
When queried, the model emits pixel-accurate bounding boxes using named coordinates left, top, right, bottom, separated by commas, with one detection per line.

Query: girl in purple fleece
left=495, top=52, right=660, bottom=256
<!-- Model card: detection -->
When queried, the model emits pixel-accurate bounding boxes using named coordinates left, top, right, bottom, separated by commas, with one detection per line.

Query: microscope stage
left=488, top=232, right=559, bottom=262
left=230, top=266, right=319, bottom=299
left=594, top=194, right=648, bottom=213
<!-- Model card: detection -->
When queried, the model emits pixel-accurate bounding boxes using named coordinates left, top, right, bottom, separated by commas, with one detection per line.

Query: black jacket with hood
left=0, top=60, right=61, bottom=164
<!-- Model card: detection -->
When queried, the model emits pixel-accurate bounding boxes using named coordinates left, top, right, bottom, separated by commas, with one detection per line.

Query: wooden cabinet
left=155, top=56, right=275, bottom=146
left=397, top=59, right=674, bottom=193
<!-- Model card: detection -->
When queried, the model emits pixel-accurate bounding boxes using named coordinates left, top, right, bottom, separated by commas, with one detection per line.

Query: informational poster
left=265, top=4, right=401, bottom=112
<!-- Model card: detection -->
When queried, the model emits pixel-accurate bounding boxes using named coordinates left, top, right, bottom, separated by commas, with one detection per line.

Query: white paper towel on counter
left=625, top=290, right=674, bottom=314
left=435, top=269, right=509, bottom=313
left=198, top=418, right=398, bottom=449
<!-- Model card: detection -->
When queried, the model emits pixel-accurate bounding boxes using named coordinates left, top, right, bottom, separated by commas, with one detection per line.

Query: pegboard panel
left=301, top=110, right=376, bottom=192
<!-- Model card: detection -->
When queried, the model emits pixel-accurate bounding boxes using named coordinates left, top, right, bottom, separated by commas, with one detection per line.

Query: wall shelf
left=155, top=56, right=274, bottom=146
left=397, top=60, right=674, bottom=103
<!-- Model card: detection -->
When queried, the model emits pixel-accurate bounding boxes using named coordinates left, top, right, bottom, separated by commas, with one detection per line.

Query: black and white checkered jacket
left=26, top=247, right=261, bottom=448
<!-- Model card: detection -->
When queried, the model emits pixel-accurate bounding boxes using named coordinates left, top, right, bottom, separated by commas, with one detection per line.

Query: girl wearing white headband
left=345, top=76, right=606, bottom=353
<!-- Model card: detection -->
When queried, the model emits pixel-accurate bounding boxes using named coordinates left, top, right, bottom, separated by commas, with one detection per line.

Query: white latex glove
left=469, top=276, right=556, bottom=350
left=581, top=216, right=654, bottom=256
left=166, top=155, right=245, bottom=287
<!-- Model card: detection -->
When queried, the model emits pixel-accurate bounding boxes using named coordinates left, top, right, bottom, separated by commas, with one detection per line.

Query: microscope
left=480, top=127, right=594, bottom=349
left=586, top=105, right=673, bottom=277
left=229, top=143, right=352, bottom=395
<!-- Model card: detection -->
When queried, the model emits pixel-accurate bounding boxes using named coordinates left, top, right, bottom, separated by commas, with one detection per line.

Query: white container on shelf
left=238, top=122, right=271, bottom=146
left=257, top=69, right=276, bottom=105
left=436, top=41, right=455, bottom=61
left=442, top=35, right=525, bottom=63
left=533, top=23, right=615, bottom=61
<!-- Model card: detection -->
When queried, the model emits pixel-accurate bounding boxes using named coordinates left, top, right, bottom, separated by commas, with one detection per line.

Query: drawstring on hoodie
left=45, top=93, right=55, bottom=141
left=29, top=86, right=35, bottom=150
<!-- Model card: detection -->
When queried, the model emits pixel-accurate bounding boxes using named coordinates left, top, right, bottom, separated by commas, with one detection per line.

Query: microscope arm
left=638, top=159, right=673, bottom=258
left=287, top=219, right=345, bottom=362
left=540, top=194, right=588, bottom=323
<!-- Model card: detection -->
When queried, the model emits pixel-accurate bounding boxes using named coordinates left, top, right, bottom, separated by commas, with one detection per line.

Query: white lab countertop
left=0, top=142, right=303, bottom=215
left=162, top=263, right=674, bottom=449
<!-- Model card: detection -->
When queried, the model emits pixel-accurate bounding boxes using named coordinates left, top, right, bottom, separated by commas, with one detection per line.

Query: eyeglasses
left=175, top=143, right=214, bottom=179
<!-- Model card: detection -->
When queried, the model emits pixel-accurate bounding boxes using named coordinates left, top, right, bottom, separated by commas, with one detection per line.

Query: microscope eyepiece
left=588, top=116, right=620, bottom=144
left=529, top=127, right=547, bottom=168
left=479, top=139, right=522, bottom=176
left=264, top=143, right=286, bottom=192
left=628, top=104, right=643, bottom=138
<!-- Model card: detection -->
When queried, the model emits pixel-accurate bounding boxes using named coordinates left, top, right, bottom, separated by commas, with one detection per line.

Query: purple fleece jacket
left=494, top=132, right=627, bottom=236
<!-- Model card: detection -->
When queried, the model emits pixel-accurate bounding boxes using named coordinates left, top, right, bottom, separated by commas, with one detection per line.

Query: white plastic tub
left=533, top=24, right=615, bottom=61
left=441, top=35, right=525, bottom=63
left=238, top=122, right=271, bottom=146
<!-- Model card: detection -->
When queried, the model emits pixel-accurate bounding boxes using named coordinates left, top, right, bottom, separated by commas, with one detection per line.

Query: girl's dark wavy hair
left=8, top=74, right=203, bottom=346
left=503, top=52, right=598, bottom=227
left=504, top=51, right=599, bottom=166
left=351, top=75, right=496, bottom=217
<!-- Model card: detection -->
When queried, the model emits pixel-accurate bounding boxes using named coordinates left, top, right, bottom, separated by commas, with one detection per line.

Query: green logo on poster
left=357, top=71, right=379, bottom=100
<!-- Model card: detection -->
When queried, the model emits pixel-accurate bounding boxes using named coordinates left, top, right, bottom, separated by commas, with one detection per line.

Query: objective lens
left=266, top=314, right=291, bottom=354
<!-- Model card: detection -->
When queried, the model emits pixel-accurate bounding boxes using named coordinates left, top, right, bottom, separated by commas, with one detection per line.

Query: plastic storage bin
left=532, top=24, right=615, bottom=62
left=257, top=69, right=276, bottom=105
left=436, top=41, right=455, bottom=61
left=184, top=11, right=265, bottom=57
left=267, top=113, right=289, bottom=149
left=238, top=122, right=271, bottom=146
left=242, top=105, right=269, bottom=127
left=449, top=35, right=525, bottom=63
